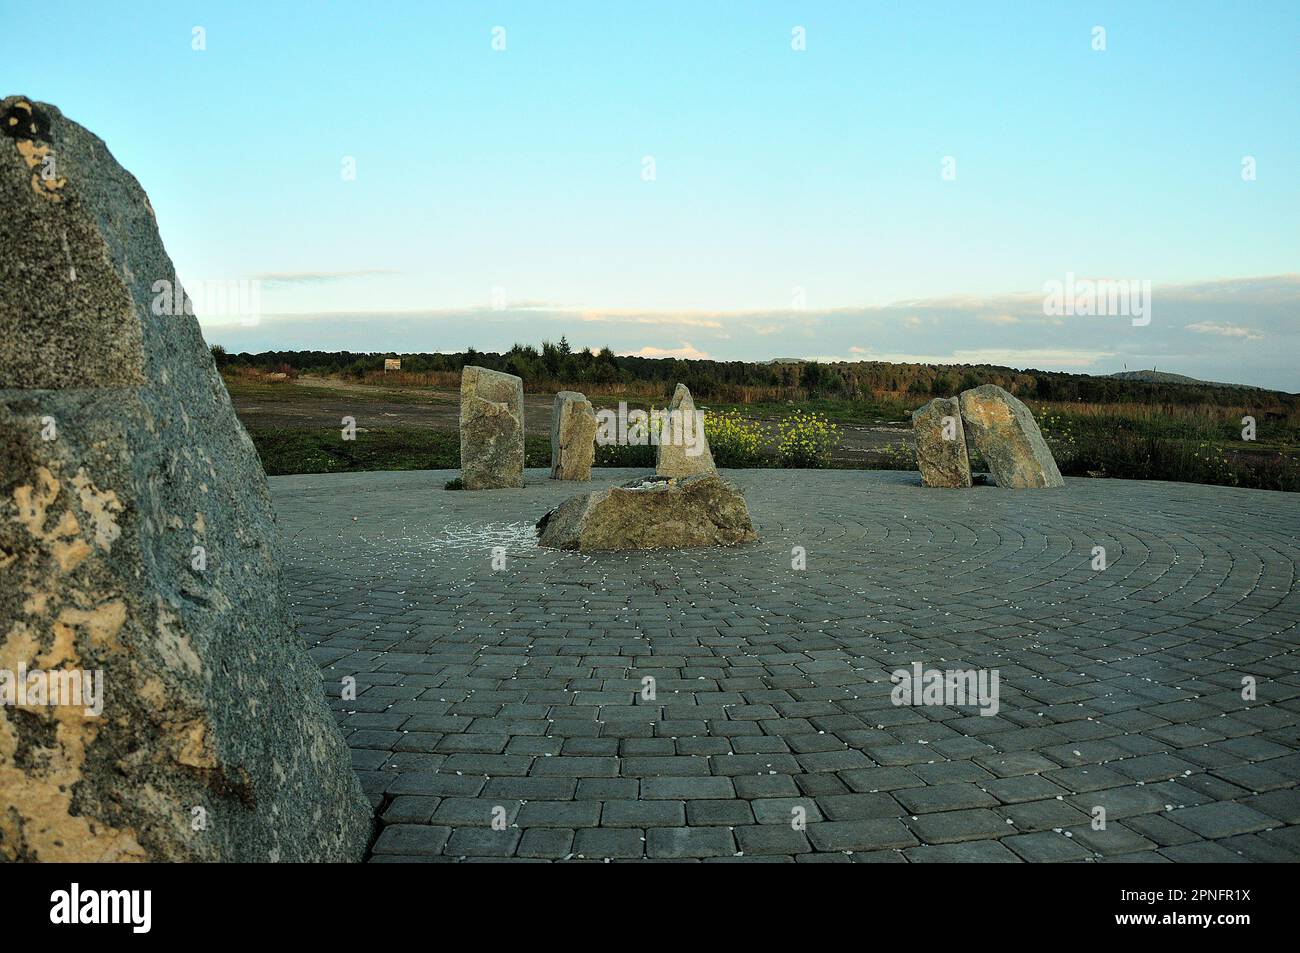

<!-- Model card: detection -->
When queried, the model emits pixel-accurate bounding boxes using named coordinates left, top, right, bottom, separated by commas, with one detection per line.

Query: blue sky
left=9, top=1, right=1299, bottom=388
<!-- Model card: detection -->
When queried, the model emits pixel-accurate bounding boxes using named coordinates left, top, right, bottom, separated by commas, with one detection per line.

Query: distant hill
left=1110, top=370, right=1258, bottom=390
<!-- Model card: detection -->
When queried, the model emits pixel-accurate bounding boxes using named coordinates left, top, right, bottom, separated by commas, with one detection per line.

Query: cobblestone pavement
left=271, top=468, right=1300, bottom=862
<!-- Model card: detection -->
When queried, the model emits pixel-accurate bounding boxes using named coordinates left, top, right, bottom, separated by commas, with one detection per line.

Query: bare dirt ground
left=229, top=375, right=915, bottom=462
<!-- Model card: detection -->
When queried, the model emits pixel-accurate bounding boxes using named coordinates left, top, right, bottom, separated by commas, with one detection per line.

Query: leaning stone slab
left=655, top=383, right=715, bottom=478
left=459, top=365, right=525, bottom=489
left=550, top=390, right=597, bottom=480
left=911, top=397, right=972, bottom=487
left=958, top=384, right=1064, bottom=488
left=0, top=96, right=371, bottom=861
left=537, top=475, right=756, bottom=551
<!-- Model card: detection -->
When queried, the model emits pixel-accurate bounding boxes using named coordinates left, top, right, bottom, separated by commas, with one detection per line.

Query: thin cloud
left=1185, top=321, right=1264, bottom=341
left=623, top=343, right=711, bottom=360
left=576, top=311, right=725, bottom=330
left=251, top=269, right=400, bottom=285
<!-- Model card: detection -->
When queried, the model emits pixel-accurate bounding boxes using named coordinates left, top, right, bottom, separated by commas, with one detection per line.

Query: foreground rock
left=550, top=390, right=597, bottom=480
left=537, top=475, right=756, bottom=551
left=0, top=96, right=371, bottom=861
left=655, top=383, right=715, bottom=478
left=958, top=384, right=1064, bottom=488
left=911, top=397, right=972, bottom=487
left=459, top=365, right=525, bottom=489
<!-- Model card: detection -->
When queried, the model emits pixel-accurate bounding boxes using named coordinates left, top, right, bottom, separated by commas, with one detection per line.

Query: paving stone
left=1165, top=802, right=1279, bottom=838
left=270, top=468, right=1300, bottom=864
left=751, top=798, right=825, bottom=825
left=896, top=783, right=999, bottom=814
left=814, top=793, right=905, bottom=820
left=1123, top=812, right=1203, bottom=847
left=382, top=796, right=441, bottom=824
left=1064, top=822, right=1159, bottom=856
left=646, top=827, right=737, bottom=859
left=734, top=825, right=813, bottom=855
left=905, top=841, right=1021, bottom=863
left=517, top=828, right=575, bottom=858
left=1241, top=789, right=1300, bottom=824
left=806, top=819, right=918, bottom=852
left=574, top=827, right=646, bottom=859
left=686, top=799, right=757, bottom=826
left=1000, top=798, right=1091, bottom=832
left=983, top=775, right=1070, bottom=804
left=733, top=775, right=802, bottom=798
left=372, top=824, right=452, bottom=856
left=600, top=800, right=686, bottom=827
left=908, top=809, right=1009, bottom=844
left=1004, top=832, right=1092, bottom=862
left=642, top=777, right=735, bottom=800
left=1158, top=841, right=1251, bottom=863
left=432, top=797, right=519, bottom=827
left=515, top=800, right=602, bottom=828
left=445, top=827, right=522, bottom=858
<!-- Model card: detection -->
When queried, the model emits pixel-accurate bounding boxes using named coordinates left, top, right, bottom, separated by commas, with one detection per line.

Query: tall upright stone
left=911, top=397, right=972, bottom=487
left=0, top=96, right=372, bottom=861
left=550, top=390, right=597, bottom=480
left=459, top=365, right=525, bottom=489
left=655, top=383, right=715, bottom=478
left=958, top=384, right=1064, bottom=488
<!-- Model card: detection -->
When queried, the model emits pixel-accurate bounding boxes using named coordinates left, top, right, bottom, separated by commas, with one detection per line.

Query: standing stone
left=655, top=383, right=715, bottom=478
left=459, top=365, right=525, bottom=489
left=911, top=397, right=972, bottom=487
left=958, top=384, right=1064, bottom=488
left=0, top=97, right=371, bottom=861
left=550, top=391, right=597, bottom=480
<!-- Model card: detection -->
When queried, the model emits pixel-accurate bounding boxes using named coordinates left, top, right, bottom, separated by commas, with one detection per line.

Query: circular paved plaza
left=271, top=468, right=1300, bottom=862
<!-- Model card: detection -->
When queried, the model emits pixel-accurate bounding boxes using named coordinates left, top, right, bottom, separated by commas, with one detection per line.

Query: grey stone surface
left=911, top=397, right=972, bottom=488
left=459, top=365, right=524, bottom=489
left=270, top=467, right=1299, bottom=862
left=550, top=390, right=597, bottom=480
left=655, top=384, right=715, bottom=478
left=537, top=475, right=757, bottom=551
left=0, top=96, right=371, bottom=861
left=958, top=384, right=1064, bottom=488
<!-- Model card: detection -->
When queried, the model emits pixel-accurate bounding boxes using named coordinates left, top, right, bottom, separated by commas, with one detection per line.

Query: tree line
left=210, top=340, right=1297, bottom=410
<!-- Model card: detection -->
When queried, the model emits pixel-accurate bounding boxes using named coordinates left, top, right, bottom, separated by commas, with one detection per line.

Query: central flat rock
left=536, top=474, right=756, bottom=551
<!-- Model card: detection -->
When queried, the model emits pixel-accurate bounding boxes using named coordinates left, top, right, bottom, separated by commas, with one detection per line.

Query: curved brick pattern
left=273, top=469, right=1300, bottom=862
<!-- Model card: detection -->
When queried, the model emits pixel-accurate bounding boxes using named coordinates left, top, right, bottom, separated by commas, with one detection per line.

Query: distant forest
left=211, top=339, right=1298, bottom=411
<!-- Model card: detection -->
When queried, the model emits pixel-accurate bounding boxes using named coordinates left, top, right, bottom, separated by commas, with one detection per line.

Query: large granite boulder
left=537, top=475, right=756, bottom=551
left=911, top=397, right=972, bottom=487
left=0, top=96, right=371, bottom=861
left=958, top=384, right=1064, bottom=488
left=655, top=384, right=715, bottom=478
left=459, top=365, right=524, bottom=489
left=550, top=390, right=597, bottom=480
